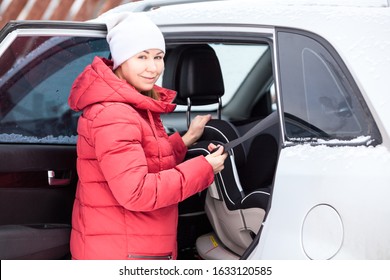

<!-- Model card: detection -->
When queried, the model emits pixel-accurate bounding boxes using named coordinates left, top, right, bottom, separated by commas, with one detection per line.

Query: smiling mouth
left=141, top=76, right=156, bottom=80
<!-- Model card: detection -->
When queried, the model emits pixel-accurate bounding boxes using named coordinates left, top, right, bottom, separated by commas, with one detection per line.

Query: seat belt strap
left=214, top=111, right=278, bottom=153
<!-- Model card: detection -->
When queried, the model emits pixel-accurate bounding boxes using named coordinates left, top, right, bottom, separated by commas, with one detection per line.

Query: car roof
left=109, top=0, right=390, bottom=12
left=99, top=0, right=390, bottom=139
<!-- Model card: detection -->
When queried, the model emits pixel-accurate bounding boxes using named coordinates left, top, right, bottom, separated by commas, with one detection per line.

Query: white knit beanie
left=99, top=12, right=165, bottom=69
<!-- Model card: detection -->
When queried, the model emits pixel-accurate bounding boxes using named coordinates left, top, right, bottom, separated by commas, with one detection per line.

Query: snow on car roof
left=108, top=0, right=390, bottom=12
left=242, top=0, right=389, bottom=8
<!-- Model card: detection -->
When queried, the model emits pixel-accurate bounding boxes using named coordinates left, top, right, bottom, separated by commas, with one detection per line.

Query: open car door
left=0, top=21, right=109, bottom=259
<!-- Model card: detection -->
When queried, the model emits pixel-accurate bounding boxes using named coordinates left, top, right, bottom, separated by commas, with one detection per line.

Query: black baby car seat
left=164, top=44, right=279, bottom=259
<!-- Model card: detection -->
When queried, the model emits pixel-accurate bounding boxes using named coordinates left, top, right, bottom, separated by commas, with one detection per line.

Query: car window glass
left=277, top=31, right=379, bottom=143
left=170, top=43, right=267, bottom=112
left=0, top=36, right=110, bottom=144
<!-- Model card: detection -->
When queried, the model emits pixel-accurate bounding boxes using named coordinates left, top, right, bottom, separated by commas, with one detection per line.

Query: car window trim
left=0, top=22, right=107, bottom=58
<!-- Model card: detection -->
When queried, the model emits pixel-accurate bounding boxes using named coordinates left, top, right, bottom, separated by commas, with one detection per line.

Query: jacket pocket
left=128, top=252, right=172, bottom=260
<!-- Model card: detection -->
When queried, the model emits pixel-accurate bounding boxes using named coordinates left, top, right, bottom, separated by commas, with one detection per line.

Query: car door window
left=169, top=43, right=268, bottom=112
left=277, top=30, right=381, bottom=144
left=0, top=35, right=110, bottom=144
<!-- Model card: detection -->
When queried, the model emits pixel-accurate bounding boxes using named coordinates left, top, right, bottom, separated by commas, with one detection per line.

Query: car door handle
left=47, top=170, right=71, bottom=186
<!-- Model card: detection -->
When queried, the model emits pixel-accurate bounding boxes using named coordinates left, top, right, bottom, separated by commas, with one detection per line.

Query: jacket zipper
left=128, top=254, right=172, bottom=260
left=147, top=109, right=163, bottom=171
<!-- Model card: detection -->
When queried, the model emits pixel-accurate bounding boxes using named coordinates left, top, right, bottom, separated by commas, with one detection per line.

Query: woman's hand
left=205, top=143, right=228, bottom=174
left=181, top=114, right=212, bottom=147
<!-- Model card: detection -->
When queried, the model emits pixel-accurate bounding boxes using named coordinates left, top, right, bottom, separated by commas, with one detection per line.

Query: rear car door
left=0, top=22, right=109, bottom=259
left=255, top=28, right=386, bottom=259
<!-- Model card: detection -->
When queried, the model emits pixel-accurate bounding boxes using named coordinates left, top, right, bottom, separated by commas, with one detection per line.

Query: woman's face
left=115, top=49, right=164, bottom=92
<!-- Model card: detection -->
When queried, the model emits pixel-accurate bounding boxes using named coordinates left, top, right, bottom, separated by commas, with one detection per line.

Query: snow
left=282, top=141, right=390, bottom=164
left=242, top=0, right=389, bottom=7
left=286, top=136, right=374, bottom=146
left=0, top=133, right=77, bottom=144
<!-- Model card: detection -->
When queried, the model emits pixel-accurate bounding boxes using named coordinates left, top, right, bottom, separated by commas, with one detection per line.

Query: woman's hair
left=142, top=89, right=160, bottom=100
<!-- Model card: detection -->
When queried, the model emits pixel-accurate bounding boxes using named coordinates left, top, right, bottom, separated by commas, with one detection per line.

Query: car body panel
left=256, top=144, right=390, bottom=259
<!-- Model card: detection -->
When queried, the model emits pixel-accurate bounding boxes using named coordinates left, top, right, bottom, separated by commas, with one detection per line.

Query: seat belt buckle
left=211, top=144, right=225, bottom=154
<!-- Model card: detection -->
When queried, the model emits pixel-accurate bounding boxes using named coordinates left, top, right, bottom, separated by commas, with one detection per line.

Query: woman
left=68, top=12, right=227, bottom=260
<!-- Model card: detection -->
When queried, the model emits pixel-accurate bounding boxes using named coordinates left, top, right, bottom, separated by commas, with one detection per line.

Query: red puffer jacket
left=68, top=57, right=214, bottom=260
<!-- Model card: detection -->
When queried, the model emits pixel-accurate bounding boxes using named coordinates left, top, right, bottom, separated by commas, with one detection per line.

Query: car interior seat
left=163, top=44, right=279, bottom=259
left=195, top=114, right=278, bottom=260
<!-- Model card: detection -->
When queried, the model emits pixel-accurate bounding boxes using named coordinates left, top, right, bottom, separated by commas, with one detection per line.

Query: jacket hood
left=68, top=57, right=177, bottom=113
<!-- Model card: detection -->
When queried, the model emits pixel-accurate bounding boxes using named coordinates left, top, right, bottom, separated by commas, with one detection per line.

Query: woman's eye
left=155, top=56, right=163, bottom=60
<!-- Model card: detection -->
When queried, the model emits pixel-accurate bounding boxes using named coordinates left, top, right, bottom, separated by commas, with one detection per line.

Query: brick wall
left=0, top=0, right=140, bottom=29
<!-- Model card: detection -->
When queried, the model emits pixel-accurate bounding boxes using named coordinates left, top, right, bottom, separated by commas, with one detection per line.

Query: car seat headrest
left=163, top=44, right=225, bottom=105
